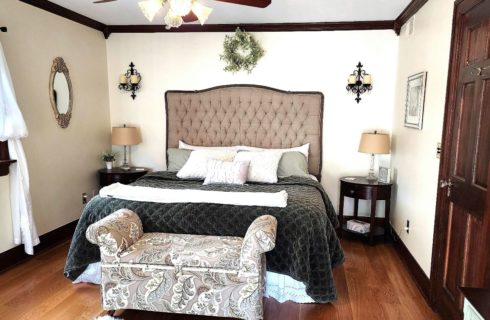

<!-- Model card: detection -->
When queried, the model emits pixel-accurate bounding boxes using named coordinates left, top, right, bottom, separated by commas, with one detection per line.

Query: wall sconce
left=118, top=62, right=141, bottom=100
left=346, top=62, right=372, bottom=103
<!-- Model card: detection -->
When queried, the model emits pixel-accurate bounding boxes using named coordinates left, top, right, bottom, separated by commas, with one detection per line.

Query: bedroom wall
left=106, top=30, right=398, bottom=213
left=391, top=0, right=454, bottom=276
left=0, top=0, right=110, bottom=253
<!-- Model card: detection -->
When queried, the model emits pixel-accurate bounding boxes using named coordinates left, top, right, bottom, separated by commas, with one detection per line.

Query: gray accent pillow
left=167, top=148, right=191, bottom=171
left=278, top=152, right=309, bottom=178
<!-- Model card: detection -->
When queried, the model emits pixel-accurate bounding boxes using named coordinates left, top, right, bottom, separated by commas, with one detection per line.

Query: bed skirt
left=74, top=263, right=315, bottom=304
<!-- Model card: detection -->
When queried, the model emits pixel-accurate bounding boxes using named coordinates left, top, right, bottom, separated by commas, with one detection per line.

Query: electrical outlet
left=405, top=220, right=410, bottom=234
left=82, top=192, right=88, bottom=204
left=436, top=143, right=442, bottom=159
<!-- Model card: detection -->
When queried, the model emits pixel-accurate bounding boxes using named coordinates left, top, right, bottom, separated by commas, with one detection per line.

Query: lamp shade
left=358, top=132, right=390, bottom=154
left=112, top=126, right=142, bottom=146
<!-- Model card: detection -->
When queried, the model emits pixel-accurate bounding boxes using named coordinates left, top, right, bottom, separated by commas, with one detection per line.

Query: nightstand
left=338, top=176, right=392, bottom=245
left=98, top=167, right=149, bottom=187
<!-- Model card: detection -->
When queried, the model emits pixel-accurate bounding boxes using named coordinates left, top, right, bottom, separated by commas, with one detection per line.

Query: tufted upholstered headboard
left=165, top=85, right=323, bottom=177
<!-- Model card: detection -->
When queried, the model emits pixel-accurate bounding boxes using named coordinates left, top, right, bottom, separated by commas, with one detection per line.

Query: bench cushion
left=118, top=232, right=243, bottom=270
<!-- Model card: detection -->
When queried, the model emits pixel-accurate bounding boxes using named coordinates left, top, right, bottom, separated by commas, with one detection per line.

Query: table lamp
left=112, top=125, right=142, bottom=170
left=358, top=131, right=390, bottom=181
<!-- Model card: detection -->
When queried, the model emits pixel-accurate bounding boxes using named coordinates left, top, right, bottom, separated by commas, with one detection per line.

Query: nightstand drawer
left=341, top=184, right=373, bottom=199
left=98, top=167, right=150, bottom=187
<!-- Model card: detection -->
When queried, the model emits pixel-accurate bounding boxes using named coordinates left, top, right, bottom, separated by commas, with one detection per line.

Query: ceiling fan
left=93, top=0, right=271, bottom=28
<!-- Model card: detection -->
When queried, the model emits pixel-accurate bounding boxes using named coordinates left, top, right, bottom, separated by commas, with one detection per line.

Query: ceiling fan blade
left=93, top=0, right=117, bottom=4
left=213, top=0, right=271, bottom=8
left=182, top=11, right=199, bottom=23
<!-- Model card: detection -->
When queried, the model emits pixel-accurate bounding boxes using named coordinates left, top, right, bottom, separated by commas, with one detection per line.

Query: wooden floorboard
left=0, top=239, right=438, bottom=320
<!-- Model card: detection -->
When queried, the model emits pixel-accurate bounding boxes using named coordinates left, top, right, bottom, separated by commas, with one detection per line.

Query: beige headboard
left=165, top=85, right=323, bottom=177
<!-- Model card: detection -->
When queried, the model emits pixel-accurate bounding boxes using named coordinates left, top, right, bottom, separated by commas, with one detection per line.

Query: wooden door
left=431, top=0, right=490, bottom=319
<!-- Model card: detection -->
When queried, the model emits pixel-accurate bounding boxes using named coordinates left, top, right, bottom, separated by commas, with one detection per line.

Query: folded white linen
left=99, top=183, right=288, bottom=208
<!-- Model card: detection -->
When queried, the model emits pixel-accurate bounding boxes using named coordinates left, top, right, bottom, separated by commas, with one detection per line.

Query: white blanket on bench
left=100, top=183, right=288, bottom=208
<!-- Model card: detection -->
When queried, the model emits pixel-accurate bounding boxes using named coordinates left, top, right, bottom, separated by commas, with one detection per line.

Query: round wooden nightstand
left=338, top=176, right=393, bottom=245
left=98, top=167, right=149, bottom=187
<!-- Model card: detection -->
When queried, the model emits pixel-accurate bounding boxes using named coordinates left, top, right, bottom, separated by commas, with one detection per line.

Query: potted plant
left=101, top=151, right=117, bottom=170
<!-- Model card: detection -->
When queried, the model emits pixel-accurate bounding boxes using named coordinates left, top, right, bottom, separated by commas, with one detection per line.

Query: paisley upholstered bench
left=86, top=208, right=277, bottom=320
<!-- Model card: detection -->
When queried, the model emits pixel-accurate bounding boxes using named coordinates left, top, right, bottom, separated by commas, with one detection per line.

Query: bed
left=64, top=84, right=344, bottom=303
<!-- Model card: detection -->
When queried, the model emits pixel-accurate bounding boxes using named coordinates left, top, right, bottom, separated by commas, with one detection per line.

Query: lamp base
left=120, top=163, right=131, bottom=171
left=366, top=172, right=377, bottom=182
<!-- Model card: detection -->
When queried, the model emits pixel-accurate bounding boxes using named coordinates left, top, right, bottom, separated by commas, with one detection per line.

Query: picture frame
left=378, top=167, right=391, bottom=183
left=404, top=71, right=427, bottom=130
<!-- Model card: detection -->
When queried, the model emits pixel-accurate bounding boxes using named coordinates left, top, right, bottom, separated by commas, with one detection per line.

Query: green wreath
left=220, top=28, right=265, bottom=73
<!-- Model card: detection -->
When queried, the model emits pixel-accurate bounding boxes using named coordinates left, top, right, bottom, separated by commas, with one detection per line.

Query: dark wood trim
left=394, top=0, right=429, bottom=35
left=18, top=0, right=108, bottom=37
left=0, top=160, right=17, bottom=176
left=0, top=219, right=78, bottom=273
left=0, top=141, right=15, bottom=176
left=106, top=21, right=395, bottom=36
left=391, top=227, right=432, bottom=305
left=18, top=1, right=400, bottom=36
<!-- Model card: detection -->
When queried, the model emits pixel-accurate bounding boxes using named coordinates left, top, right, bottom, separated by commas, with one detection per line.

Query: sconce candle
left=346, top=62, right=373, bottom=103
left=118, top=62, right=141, bottom=100
left=130, top=75, right=140, bottom=84
left=363, top=74, right=372, bottom=85
left=119, top=74, right=128, bottom=84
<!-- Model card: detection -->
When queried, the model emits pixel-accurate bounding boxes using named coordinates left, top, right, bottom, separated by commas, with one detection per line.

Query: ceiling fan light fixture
left=169, top=0, right=192, bottom=16
left=191, top=1, right=213, bottom=25
left=138, top=0, right=164, bottom=22
left=164, top=9, right=184, bottom=29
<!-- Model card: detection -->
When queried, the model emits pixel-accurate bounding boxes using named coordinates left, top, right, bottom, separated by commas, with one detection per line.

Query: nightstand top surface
left=340, top=176, right=392, bottom=186
left=99, top=167, right=150, bottom=174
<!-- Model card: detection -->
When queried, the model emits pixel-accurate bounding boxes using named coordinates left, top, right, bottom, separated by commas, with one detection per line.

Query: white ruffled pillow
left=177, top=150, right=237, bottom=180
left=235, top=151, right=283, bottom=183
left=179, top=140, right=237, bottom=151
left=203, top=160, right=250, bottom=185
left=237, top=143, right=310, bottom=159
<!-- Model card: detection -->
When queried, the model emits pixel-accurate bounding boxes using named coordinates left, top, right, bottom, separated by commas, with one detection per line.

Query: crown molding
left=18, top=0, right=110, bottom=37
left=19, top=0, right=411, bottom=37
left=394, top=0, right=429, bottom=35
left=105, top=21, right=395, bottom=36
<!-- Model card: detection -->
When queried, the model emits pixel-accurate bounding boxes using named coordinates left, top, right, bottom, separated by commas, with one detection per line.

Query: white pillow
left=234, top=151, right=282, bottom=183
left=179, top=140, right=237, bottom=151
left=177, top=150, right=237, bottom=180
left=237, top=143, right=310, bottom=159
left=203, top=160, right=250, bottom=185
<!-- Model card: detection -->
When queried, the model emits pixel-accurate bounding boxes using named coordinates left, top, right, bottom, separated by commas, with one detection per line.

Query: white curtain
left=0, top=41, right=39, bottom=254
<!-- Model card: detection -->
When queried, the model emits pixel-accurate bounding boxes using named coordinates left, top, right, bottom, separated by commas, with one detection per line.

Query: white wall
left=106, top=31, right=398, bottom=212
left=391, top=0, right=454, bottom=276
left=0, top=0, right=110, bottom=253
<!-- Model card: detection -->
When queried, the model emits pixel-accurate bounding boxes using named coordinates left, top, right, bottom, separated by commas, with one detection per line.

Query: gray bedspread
left=64, top=171, right=344, bottom=303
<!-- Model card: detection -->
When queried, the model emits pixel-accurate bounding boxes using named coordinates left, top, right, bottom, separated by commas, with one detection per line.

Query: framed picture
left=378, top=167, right=391, bottom=183
left=404, top=72, right=427, bottom=130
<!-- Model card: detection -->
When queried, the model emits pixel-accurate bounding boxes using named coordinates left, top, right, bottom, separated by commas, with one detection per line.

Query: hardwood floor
left=0, top=239, right=438, bottom=320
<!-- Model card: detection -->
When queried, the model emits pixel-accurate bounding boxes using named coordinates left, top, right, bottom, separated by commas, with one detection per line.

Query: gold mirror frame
left=49, top=57, right=73, bottom=128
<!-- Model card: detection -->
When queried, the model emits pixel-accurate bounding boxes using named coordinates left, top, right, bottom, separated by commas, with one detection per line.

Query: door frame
left=430, top=0, right=489, bottom=317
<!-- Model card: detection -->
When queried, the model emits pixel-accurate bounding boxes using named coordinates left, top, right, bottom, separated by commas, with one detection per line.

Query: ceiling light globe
left=169, top=0, right=192, bottom=16
left=138, top=0, right=163, bottom=22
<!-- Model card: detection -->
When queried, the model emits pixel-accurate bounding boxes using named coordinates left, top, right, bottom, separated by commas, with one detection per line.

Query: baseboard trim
left=390, top=227, right=431, bottom=304
left=0, top=219, right=78, bottom=273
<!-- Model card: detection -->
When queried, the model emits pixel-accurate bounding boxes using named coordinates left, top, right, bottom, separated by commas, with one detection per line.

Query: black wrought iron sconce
left=346, top=62, right=372, bottom=103
left=118, top=62, right=141, bottom=100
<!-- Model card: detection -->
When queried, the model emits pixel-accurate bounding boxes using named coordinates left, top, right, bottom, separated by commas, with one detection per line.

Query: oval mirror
left=49, top=57, right=73, bottom=128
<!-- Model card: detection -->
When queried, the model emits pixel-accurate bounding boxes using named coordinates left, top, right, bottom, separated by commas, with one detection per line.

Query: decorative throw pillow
left=237, top=143, right=310, bottom=159
left=234, top=151, right=282, bottom=183
left=179, top=140, right=237, bottom=151
left=177, top=150, right=237, bottom=180
left=277, top=151, right=309, bottom=178
left=203, top=160, right=250, bottom=185
left=167, top=148, right=191, bottom=171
